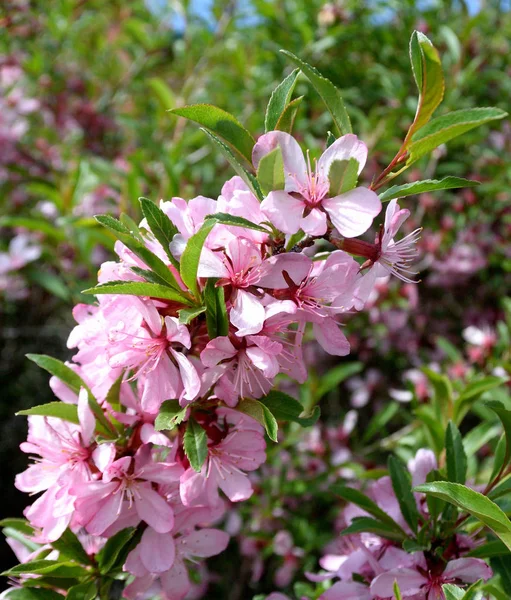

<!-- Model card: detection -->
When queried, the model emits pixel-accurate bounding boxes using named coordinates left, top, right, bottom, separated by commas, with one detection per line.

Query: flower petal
left=323, top=187, right=381, bottom=238
left=261, top=191, right=304, bottom=234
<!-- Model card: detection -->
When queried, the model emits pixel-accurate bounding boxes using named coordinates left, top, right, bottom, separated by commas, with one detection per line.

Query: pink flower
left=123, top=527, right=229, bottom=600
left=201, top=335, right=282, bottom=403
left=16, top=389, right=96, bottom=542
left=198, top=237, right=268, bottom=336
left=354, top=199, right=420, bottom=309
left=0, top=234, right=41, bottom=274
left=253, top=131, right=381, bottom=237
left=108, top=300, right=200, bottom=410
left=370, top=556, right=492, bottom=599
left=180, top=408, right=266, bottom=506
left=75, top=445, right=183, bottom=536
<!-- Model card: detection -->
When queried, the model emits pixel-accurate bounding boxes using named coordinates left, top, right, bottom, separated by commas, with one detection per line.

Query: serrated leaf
left=170, top=104, right=255, bottom=162
left=200, top=129, right=263, bottom=200
left=407, top=31, right=445, bottom=141
left=130, top=266, right=173, bottom=287
left=17, top=402, right=79, bottom=424
left=184, top=418, right=208, bottom=472
left=379, top=177, right=480, bottom=202
left=83, top=281, right=192, bottom=305
left=446, top=421, right=467, bottom=484
left=178, top=306, right=206, bottom=324
left=388, top=456, right=420, bottom=533
left=407, top=108, right=508, bottom=165
left=328, top=158, right=359, bottom=196
left=154, top=400, right=187, bottom=431
left=139, top=197, right=179, bottom=266
left=415, top=482, right=511, bottom=551
left=236, top=398, right=278, bottom=442
left=96, top=527, right=136, bottom=575
left=280, top=50, right=352, bottom=135
left=204, top=279, right=229, bottom=339
left=257, top=146, right=285, bottom=195
left=339, top=517, right=405, bottom=542
left=275, top=95, right=304, bottom=133
left=330, top=485, right=407, bottom=536
left=180, top=219, right=216, bottom=299
left=265, top=69, right=300, bottom=132
left=95, top=214, right=182, bottom=290
left=260, top=391, right=320, bottom=427
left=205, top=212, right=271, bottom=233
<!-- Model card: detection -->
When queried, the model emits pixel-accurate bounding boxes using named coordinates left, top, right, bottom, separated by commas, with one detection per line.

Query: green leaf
left=66, top=582, right=97, bottom=600
left=83, top=281, right=192, bottom=305
left=184, top=418, right=208, bottom=472
left=340, top=517, right=406, bottom=542
left=328, top=158, right=359, bottom=196
left=425, top=470, right=447, bottom=522
left=139, top=197, right=179, bottom=266
left=51, top=529, right=93, bottom=565
left=280, top=50, right=352, bottom=135
left=180, top=219, right=216, bottom=299
left=415, top=482, right=511, bottom=551
left=260, top=391, right=320, bottom=427
left=408, top=31, right=445, bottom=139
left=154, top=400, right=187, bottom=431
left=4, top=590, right=65, bottom=600
left=388, top=456, right=420, bottom=533
left=490, top=435, right=507, bottom=483
left=2, top=560, right=89, bottom=578
left=170, top=104, right=255, bottom=163
left=393, top=580, right=403, bottom=600
left=0, top=216, right=65, bottom=242
left=0, top=518, right=34, bottom=536
left=178, top=306, right=206, bottom=324
left=265, top=69, right=300, bottom=132
left=275, top=95, right=304, bottom=134
left=204, top=279, right=229, bottom=339
left=236, top=398, right=278, bottom=442
left=27, top=270, right=70, bottom=302
left=490, top=555, right=511, bottom=595
left=379, top=177, right=480, bottom=202
left=200, top=129, right=263, bottom=200
left=205, top=212, right=271, bottom=233
left=415, top=405, right=445, bottom=455
left=362, top=402, right=399, bottom=443
left=422, top=367, right=453, bottom=420
left=17, top=402, right=79, bottom=424
left=95, top=215, right=182, bottom=290
left=407, top=108, right=508, bottom=165
left=130, top=266, right=174, bottom=287
left=455, top=376, right=508, bottom=421
left=96, top=527, right=136, bottom=575
left=486, top=402, right=511, bottom=474
left=442, top=584, right=466, bottom=600
left=315, top=362, right=363, bottom=400
left=148, top=77, right=176, bottom=111
left=26, top=354, right=89, bottom=396
left=330, top=485, right=407, bottom=536
left=257, top=146, right=285, bottom=195
left=445, top=421, right=467, bottom=484
left=467, top=539, right=509, bottom=558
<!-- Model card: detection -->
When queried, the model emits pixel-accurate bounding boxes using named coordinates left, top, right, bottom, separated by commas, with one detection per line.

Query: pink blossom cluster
left=12, top=132, right=422, bottom=597
left=303, top=449, right=492, bottom=600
